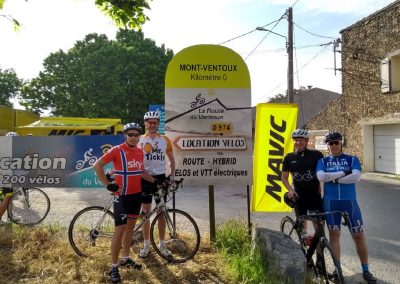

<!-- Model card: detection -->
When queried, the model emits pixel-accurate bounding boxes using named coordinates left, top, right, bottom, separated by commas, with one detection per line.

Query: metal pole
left=287, top=7, right=294, bottom=103
left=208, top=185, right=216, bottom=242
left=246, top=185, right=252, bottom=235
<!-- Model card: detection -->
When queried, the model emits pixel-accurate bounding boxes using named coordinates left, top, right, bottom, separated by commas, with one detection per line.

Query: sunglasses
left=328, top=141, right=340, bottom=146
left=126, top=133, right=140, bottom=137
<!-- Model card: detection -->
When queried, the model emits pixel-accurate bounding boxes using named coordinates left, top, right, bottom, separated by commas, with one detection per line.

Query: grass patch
left=215, top=218, right=280, bottom=284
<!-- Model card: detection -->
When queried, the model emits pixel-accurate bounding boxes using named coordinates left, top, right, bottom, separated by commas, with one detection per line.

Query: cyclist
left=281, top=129, right=324, bottom=267
left=93, top=122, right=161, bottom=284
left=0, top=132, right=18, bottom=225
left=316, top=131, right=377, bottom=284
left=137, top=110, right=175, bottom=258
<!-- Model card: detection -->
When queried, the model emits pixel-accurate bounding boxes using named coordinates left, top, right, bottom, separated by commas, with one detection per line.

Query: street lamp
left=256, top=27, right=288, bottom=50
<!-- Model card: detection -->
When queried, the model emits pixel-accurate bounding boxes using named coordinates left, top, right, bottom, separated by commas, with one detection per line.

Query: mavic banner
left=252, top=103, right=298, bottom=212
left=0, top=136, right=123, bottom=188
left=165, top=44, right=252, bottom=186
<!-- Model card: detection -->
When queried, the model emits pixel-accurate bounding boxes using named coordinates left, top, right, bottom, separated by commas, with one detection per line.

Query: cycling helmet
left=6, top=132, right=18, bottom=136
left=291, top=129, right=309, bottom=139
left=144, top=111, right=160, bottom=121
left=123, top=122, right=142, bottom=133
left=283, top=192, right=296, bottom=208
left=324, top=131, right=343, bottom=143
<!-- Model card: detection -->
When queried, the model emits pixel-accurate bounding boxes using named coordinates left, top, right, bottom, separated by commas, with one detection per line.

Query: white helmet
left=291, top=129, right=309, bottom=139
left=6, top=132, right=18, bottom=136
left=144, top=111, right=160, bottom=121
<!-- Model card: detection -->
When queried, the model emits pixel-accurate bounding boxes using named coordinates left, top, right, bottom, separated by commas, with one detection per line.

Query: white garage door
left=373, top=124, right=400, bottom=174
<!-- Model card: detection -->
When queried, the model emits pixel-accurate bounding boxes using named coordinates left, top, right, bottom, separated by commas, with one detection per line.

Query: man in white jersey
left=137, top=111, right=175, bottom=258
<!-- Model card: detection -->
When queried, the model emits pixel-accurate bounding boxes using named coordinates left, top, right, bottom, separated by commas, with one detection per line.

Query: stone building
left=307, top=0, right=400, bottom=175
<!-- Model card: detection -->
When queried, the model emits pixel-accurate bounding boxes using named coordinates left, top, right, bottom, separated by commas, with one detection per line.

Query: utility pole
left=287, top=7, right=294, bottom=103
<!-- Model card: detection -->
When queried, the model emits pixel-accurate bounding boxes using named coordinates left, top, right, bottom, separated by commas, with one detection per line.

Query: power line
left=218, top=19, right=281, bottom=45
left=293, top=21, right=336, bottom=39
left=245, top=13, right=287, bottom=60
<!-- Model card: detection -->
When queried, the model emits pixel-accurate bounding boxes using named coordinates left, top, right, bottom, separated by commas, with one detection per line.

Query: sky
left=0, top=0, right=396, bottom=108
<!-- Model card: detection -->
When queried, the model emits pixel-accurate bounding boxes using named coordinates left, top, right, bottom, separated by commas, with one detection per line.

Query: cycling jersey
left=316, top=153, right=362, bottom=200
left=138, top=133, right=173, bottom=175
left=100, top=143, right=144, bottom=195
left=282, top=149, right=323, bottom=197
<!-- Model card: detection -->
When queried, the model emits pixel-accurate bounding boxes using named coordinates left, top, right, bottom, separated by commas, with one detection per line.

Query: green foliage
left=95, top=0, right=151, bottom=30
left=1, top=1, right=151, bottom=31
left=20, top=30, right=173, bottom=123
left=268, top=86, right=313, bottom=103
left=0, top=67, right=23, bottom=108
left=215, top=218, right=279, bottom=284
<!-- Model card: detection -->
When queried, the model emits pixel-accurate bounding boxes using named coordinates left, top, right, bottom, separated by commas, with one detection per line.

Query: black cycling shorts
left=1, top=187, right=14, bottom=197
left=141, top=174, right=166, bottom=204
left=294, top=193, right=323, bottom=217
left=113, top=193, right=142, bottom=226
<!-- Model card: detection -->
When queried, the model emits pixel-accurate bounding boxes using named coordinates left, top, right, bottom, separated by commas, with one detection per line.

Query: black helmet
left=123, top=122, right=142, bottom=133
left=324, top=131, right=343, bottom=143
left=283, top=192, right=296, bottom=208
left=291, top=128, right=309, bottom=139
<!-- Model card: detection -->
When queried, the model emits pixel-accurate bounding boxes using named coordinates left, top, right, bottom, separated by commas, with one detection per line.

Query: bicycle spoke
left=150, top=209, right=200, bottom=263
left=8, top=188, right=50, bottom=225
left=68, top=206, right=114, bottom=257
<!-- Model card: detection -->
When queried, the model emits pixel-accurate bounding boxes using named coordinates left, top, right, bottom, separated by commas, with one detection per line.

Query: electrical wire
left=218, top=19, right=281, bottom=45
left=293, top=22, right=336, bottom=39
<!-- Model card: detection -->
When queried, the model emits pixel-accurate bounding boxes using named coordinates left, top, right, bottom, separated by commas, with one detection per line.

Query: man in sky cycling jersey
left=137, top=111, right=175, bottom=258
left=316, top=131, right=376, bottom=284
left=93, top=123, right=160, bottom=284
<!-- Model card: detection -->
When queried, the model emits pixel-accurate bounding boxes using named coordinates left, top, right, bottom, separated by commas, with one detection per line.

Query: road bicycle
left=0, top=187, right=51, bottom=225
left=280, top=211, right=350, bottom=284
left=68, top=177, right=201, bottom=263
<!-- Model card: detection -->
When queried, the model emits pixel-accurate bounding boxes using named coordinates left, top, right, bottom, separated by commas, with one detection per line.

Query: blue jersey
left=316, top=153, right=362, bottom=200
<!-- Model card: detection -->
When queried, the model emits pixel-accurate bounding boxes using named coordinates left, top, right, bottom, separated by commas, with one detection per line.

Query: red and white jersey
left=138, top=133, right=172, bottom=175
left=100, top=143, right=144, bottom=195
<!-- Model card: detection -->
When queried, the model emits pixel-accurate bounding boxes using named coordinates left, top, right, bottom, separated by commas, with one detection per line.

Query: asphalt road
left=39, top=173, right=399, bottom=284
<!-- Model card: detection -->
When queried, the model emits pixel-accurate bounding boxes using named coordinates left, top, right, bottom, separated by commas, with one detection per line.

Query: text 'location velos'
left=173, top=136, right=247, bottom=151
left=0, top=154, right=67, bottom=170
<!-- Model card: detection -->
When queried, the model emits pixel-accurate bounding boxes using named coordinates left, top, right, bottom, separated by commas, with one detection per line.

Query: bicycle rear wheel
left=8, top=187, right=50, bottom=225
left=280, top=216, right=301, bottom=244
left=320, top=238, right=345, bottom=283
left=150, top=208, right=200, bottom=263
left=68, top=206, right=114, bottom=257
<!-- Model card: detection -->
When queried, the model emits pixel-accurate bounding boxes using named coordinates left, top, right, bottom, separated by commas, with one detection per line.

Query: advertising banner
left=165, top=44, right=252, bottom=185
left=252, top=103, right=298, bottom=212
left=0, top=136, right=124, bottom=188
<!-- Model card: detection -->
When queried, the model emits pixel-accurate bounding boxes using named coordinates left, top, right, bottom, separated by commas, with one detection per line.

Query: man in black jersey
left=282, top=128, right=324, bottom=217
left=282, top=128, right=325, bottom=270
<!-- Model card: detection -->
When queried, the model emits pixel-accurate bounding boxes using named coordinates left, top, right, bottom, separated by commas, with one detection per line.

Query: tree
left=0, top=0, right=152, bottom=30
left=19, top=30, right=174, bottom=123
left=0, top=68, right=23, bottom=108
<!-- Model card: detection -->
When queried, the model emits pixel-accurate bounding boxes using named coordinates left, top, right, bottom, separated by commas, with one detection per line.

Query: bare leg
left=0, top=196, right=12, bottom=219
left=328, top=229, right=341, bottom=260
left=121, top=218, right=137, bottom=257
left=351, top=231, right=369, bottom=264
left=111, top=224, right=126, bottom=264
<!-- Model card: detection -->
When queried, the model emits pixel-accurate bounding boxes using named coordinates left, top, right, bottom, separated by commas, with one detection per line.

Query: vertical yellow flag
left=252, top=103, right=298, bottom=212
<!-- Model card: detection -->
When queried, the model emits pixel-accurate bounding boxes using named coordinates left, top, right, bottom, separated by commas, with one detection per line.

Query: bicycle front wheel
left=280, top=216, right=301, bottom=245
left=68, top=206, right=114, bottom=257
left=320, top=238, right=345, bottom=283
left=8, top=187, right=50, bottom=225
left=150, top=208, right=200, bottom=263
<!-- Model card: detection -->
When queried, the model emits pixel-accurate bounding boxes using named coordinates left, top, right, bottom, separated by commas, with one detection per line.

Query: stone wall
left=307, top=1, right=400, bottom=162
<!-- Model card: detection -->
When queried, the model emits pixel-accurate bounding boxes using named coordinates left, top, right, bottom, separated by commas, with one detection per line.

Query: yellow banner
left=252, top=103, right=298, bottom=212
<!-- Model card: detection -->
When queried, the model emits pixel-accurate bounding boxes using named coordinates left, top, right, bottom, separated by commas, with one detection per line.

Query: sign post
left=165, top=45, right=252, bottom=240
